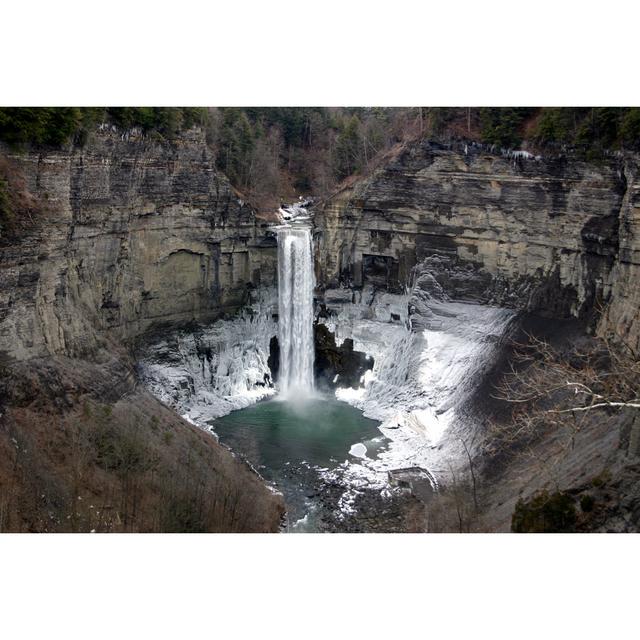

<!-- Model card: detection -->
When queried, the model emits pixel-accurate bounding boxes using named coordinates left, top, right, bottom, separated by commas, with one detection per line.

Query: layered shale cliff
left=314, top=140, right=640, bottom=531
left=0, top=129, right=282, bottom=532
left=0, top=127, right=277, bottom=362
left=315, top=141, right=640, bottom=350
left=3, top=128, right=639, bottom=533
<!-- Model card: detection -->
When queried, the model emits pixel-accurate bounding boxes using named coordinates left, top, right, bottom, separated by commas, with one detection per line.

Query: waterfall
left=277, top=226, right=315, bottom=395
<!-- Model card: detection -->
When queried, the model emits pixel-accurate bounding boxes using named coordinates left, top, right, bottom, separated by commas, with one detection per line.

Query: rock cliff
left=0, top=128, right=282, bottom=532
left=315, top=141, right=640, bottom=350
left=0, top=127, right=277, bottom=363
left=313, top=140, right=640, bottom=531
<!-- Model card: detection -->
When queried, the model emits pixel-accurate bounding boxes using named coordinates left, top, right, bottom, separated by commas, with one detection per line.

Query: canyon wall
left=0, top=128, right=277, bottom=363
left=0, top=128, right=283, bottom=532
left=315, top=141, right=640, bottom=350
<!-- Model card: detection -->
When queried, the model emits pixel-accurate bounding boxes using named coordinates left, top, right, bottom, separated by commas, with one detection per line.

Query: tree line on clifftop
left=1, top=107, right=640, bottom=217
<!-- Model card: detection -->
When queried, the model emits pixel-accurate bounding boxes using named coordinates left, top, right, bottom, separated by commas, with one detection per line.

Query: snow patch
left=322, top=292, right=515, bottom=496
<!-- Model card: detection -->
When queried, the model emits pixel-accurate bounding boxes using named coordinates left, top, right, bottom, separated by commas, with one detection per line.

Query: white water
left=277, top=226, right=315, bottom=396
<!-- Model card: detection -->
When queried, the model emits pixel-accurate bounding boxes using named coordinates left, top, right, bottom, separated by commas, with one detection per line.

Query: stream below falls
left=210, top=396, right=391, bottom=531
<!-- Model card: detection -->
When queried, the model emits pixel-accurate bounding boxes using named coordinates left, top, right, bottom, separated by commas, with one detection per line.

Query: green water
left=209, top=396, right=386, bottom=530
left=210, top=396, right=384, bottom=473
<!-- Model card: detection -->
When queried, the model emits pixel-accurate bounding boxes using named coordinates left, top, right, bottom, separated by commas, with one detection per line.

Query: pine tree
left=333, top=114, right=362, bottom=180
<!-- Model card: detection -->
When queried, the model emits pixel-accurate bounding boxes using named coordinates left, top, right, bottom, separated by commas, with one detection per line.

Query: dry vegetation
left=485, top=333, right=640, bottom=469
left=0, top=358, right=284, bottom=533
left=204, top=107, right=428, bottom=215
left=0, top=156, right=47, bottom=241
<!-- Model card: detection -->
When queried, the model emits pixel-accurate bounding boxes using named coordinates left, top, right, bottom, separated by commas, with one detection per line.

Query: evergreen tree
left=333, top=114, right=362, bottom=180
left=216, top=109, right=255, bottom=188
left=620, top=108, right=640, bottom=149
left=479, top=107, right=534, bottom=148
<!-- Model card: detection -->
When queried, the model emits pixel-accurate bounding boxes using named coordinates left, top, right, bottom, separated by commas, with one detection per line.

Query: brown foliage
left=0, top=360, right=284, bottom=533
left=0, top=155, right=47, bottom=240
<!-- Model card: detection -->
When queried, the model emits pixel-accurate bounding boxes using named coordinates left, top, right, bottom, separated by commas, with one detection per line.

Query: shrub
left=90, top=421, right=147, bottom=473
left=0, top=157, right=47, bottom=240
left=512, top=490, right=577, bottom=532
left=159, top=489, right=209, bottom=533
left=592, top=470, right=612, bottom=488
left=0, top=177, right=13, bottom=236
left=580, top=494, right=596, bottom=512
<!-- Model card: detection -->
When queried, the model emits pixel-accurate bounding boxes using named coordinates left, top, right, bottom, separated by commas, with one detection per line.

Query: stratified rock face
left=601, top=161, right=640, bottom=350
left=315, top=142, right=640, bottom=348
left=0, top=129, right=277, bottom=362
left=0, top=129, right=283, bottom=532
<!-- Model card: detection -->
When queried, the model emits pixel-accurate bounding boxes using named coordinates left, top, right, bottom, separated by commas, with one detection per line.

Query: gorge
left=1, top=114, right=640, bottom=532
left=3, top=6, right=639, bottom=636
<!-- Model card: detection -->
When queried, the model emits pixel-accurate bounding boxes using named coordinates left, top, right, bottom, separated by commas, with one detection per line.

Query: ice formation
left=139, top=220, right=516, bottom=520
left=138, top=291, right=277, bottom=423
left=320, top=283, right=515, bottom=490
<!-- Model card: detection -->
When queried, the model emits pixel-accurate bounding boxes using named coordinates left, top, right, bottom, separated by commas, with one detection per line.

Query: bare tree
left=485, top=332, right=640, bottom=468
left=460, top=436, right=479, bottom=511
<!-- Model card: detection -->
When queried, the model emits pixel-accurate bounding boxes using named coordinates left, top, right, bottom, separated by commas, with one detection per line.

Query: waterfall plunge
left=277, top=226, right=315, bottom=396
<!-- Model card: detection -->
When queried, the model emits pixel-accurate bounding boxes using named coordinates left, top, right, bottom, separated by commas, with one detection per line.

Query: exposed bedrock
left=314, top=141, right=640, bottom=350
left=267, top=335, right=280, bottom=382
left=0, top=128, right=277, bottom=363
left=313, top=323, right=373, bottom=390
